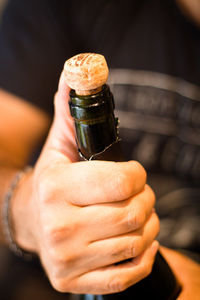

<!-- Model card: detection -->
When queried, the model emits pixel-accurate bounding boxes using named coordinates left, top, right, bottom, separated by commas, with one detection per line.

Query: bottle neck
left=69, top=85, right=120, bottom=160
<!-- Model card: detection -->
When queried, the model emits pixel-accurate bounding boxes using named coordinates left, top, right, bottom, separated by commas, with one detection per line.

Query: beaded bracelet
left=2, top=166, right=34, bottom=260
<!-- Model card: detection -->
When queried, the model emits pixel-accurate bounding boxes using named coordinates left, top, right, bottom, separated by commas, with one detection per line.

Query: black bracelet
left=2, top=166, right=34, bottom=260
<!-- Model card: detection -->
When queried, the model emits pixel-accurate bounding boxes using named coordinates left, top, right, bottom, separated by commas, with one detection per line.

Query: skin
left=0, top=0, right=199, bottom=296
left=4, top=72, right=160, bottom=294
left=161, top=247, right=200, bottom=300
left=176, top=0, right=200, bottom=26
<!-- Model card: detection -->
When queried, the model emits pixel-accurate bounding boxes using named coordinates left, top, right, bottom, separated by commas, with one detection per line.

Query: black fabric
left=0, top=0, right=199, bottom=112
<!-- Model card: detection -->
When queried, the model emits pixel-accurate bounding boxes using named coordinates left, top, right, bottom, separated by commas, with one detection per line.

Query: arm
left=0, top=88, right=50, bottom=243
left=0, top=89, right=50, bottom=167
left=161, top=247, right=200, bottom=300
left=176, top=0, right=200, bottom=26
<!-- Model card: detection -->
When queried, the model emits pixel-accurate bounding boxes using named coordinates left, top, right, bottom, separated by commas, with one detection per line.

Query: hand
left=160, top=247, right=200, bottom=300
left=11, top=71, right=160, bottom=294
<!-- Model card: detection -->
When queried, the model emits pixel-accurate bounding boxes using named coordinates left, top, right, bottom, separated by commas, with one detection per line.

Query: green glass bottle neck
left=69, top=85, right=115, bottom=122
left=69, top=85, right=119, bottom=160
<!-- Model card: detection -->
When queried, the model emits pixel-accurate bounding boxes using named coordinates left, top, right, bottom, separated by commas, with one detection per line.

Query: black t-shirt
left=0, top=0, right=200, bottom=254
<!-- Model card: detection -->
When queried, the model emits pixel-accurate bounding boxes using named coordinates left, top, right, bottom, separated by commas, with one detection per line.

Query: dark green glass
left=69, top=85, right=123, bottom=161
left=69, top=85, right=181, bottom=300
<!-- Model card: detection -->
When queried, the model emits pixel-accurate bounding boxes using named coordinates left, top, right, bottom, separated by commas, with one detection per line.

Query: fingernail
left=151, top=240, right=159, bottom=256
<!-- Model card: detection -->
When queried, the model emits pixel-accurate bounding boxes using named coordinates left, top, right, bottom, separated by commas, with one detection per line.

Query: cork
left=64, top=53, right=109, bottom=95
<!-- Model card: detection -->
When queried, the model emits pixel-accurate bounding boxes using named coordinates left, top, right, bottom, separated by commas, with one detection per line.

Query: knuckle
left=40, top=227, right=81, bottom=274
left=140, top=259, right=154, bottom=279
left=116, top=171, right=134, bottom=200
left=146, top=184, right=156, bottom=206
left=108, top=277, right=128, bottom=293
left=43, top=223, right=72, bottom=247
left=134, top=210, right=146, bottom=229
left=125, top=209, right=145, bottom=231
left=43, top=218, right=78, bottom=245
left=132, top=161, right=147, bottom=185
left=148, top=211, right=160, bottom=239
left=124, top=241, right=137, bottom=259
left=51, top=277, right=68, bottom=293
left=116, top=161, right=147, bottom=200
left=47, top=245, right=76, bottom=266
left=43, top=225, right=63, bottom=244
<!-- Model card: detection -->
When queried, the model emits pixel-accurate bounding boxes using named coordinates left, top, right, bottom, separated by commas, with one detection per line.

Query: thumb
left=41, top=70, right=79, bottom=163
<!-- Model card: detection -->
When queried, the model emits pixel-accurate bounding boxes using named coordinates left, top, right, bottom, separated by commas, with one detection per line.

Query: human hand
left=11, top=71, right=159, bottom=294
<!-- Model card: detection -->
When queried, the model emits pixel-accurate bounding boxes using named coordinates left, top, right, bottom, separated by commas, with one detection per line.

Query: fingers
left=87, top=211, right=159, bottom=268
left=43, top=70, right=78, bottom=162
left=54, top=71, right=72, bottom=120
left=34, top=151, right=157, bottom=295
left=81, top=184, right=155, bottom=240
left=43, top=210, right=159, bottom=280
left=44, top=160, right=147, bottom=206
left=50, top=241, right=159, bottom=294
left=38, top=190, right=158, bottom=286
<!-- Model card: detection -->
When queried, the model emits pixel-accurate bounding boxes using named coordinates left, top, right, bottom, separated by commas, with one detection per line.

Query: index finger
left=51, top=160, right=147, bottom=206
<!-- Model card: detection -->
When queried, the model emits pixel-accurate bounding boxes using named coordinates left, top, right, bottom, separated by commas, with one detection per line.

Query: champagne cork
left=64, top=53, right=109, bottom=95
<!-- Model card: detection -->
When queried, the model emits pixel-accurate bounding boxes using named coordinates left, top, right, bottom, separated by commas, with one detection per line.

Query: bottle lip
left=69, top=84, right=110, bottom=106
left=69, top=84, right=115, bottom=121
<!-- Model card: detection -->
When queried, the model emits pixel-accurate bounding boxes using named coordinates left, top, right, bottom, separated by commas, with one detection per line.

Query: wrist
left=7, top=167, right=37, bottom=255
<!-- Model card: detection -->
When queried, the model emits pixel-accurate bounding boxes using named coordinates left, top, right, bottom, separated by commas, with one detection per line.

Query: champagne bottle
left=64, top=53, right=181, bottom=300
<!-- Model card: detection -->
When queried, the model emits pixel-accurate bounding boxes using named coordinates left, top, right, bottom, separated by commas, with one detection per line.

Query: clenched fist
left=11, top=71, right=159, bottom=295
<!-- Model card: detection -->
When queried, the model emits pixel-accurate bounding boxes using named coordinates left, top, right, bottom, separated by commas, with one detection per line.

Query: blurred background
left=0, top=0, right=6, bottom=17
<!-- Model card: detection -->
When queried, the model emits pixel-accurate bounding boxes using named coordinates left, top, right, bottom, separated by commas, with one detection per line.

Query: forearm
left=0, top=88, right=51, bottom=167
left=160, top=246, right=200, bottom=299
left=0, top=89, right=51, bottom=244
left=176, top=0, right=200, bottom=26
